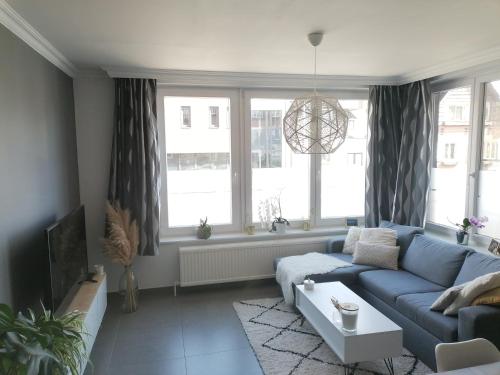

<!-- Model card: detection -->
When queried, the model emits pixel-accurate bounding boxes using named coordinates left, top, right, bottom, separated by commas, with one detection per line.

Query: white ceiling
left=5, top=0, right=500, bottom=78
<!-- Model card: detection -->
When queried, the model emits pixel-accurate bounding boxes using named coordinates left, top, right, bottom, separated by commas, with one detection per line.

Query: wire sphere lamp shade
left=283, top=95, right=350, bottom=154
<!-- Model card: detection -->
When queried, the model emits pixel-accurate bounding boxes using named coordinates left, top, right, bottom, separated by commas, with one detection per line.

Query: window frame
left=426, top=79, right=475, bottom=232
left=157, top=86, right=242, bottom=236
left=243, top=89, right=368, bottom=231
left=471, top=74, right=500, bottom=240
left=427, top=74, right=500, bottom=241
left=157, top=86, right=368, bottom=238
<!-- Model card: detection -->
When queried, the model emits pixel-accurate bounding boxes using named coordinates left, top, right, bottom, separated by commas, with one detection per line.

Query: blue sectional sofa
left=274, top=221, right=500, bottom=370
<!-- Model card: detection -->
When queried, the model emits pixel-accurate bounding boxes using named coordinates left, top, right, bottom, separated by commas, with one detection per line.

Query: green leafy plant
left=197, top=217, right=212, bottom=239
left=0, top=303, right=88, bottom=375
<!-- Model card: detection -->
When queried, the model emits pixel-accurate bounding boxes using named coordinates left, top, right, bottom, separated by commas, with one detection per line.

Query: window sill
left=160, top=226, right=347, bottom=246
left=425, top=223, right=492, bottom=254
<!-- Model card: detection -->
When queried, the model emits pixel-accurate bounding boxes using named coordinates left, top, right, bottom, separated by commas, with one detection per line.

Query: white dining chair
left=435, top=338, right=500, bottom=372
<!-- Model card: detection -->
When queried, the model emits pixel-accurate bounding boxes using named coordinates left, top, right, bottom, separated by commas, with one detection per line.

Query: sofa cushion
left=358, top=269, right=444, bottom=307
left=359, top=228, right=397, bottom=246
left=444, top=271, right=500, bottom=316
left=273, top=253, right=377, bottom=286
left=306, top=253, right=378, bottom=286
left=454, top=251, right=500, bottom=285
left=396, top=292, right=458, bottom=341
left=343, top=227, right=362, bottom=254
left=379, top=220, right=424, bottom=258
left=352, top=241, right=400, bottom=270
left=401, top=234, right=469, bottom=287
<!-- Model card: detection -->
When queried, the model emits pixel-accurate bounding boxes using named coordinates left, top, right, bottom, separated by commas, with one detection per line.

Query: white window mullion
left=467, top=79, right=484, bottom=223
left=242, top=90, right=253, bottom=228
left=311, top=153, right=321, bottom=228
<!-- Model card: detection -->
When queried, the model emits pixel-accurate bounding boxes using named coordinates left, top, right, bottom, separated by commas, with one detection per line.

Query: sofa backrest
left=379, top=220, right=424, bottom=259
left=401, top=234, right=470, bottom=287
left=454, top=251, right=500, bottom=285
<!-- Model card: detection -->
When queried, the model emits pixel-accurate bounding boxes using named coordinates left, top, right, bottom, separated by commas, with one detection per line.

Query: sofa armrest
left=326, top=235, right=346, bottom=253
left=458, top=305, right=500, bottom=347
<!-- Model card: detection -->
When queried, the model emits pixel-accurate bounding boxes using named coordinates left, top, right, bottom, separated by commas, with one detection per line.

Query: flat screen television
left=45, top=205, right=88, bottom=312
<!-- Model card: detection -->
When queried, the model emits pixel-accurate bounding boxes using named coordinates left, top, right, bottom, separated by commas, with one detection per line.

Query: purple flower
left=469, top=216, right=487, bottom=229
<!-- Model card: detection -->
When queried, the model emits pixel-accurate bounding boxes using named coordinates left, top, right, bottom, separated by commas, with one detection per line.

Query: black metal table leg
left=384, top=358, right=395, bottom=375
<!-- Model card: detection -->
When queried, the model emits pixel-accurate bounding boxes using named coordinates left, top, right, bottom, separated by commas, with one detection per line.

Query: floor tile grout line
left=105, top=312, right=121, bottom=372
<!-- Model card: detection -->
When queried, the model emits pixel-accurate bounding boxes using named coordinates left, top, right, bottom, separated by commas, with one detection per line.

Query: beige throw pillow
left=443, top=271, right=500, bottom=316
left=359, top=228, right=397, bottom=247
left=343, top=227, right=362, bottom=254
left=352, top=241, right=400, bottom=270
left=430, top=283, right=467, bottom=312
left=472, top=287, right=500, bottom=306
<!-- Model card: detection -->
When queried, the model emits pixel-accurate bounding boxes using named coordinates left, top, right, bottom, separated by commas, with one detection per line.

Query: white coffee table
left=295, top=281, right=403, bottom=375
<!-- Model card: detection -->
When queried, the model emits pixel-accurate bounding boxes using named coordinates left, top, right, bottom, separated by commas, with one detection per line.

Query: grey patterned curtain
left=365, top=80, right=433, bottom=228
left=108, top=78, right=160, bottom=256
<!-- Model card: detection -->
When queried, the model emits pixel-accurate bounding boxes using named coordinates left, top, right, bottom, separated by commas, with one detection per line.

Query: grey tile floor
left=85, top=280, right=281, bottom=375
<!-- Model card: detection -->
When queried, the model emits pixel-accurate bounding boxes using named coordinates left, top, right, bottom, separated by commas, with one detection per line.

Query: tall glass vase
left=119, top=265, right=139, bottom=313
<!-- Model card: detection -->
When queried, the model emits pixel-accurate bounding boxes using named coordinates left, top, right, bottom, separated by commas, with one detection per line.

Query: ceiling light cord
left=313, top=46, right=317, bottom=95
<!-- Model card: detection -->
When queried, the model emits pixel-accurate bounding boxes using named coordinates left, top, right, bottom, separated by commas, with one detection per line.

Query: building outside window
left=164, top=96, right=232, bottom=227
left=444, top=143, right=456, bottom=160
left=180, top=106, right=191, bottom=128
left=209, top=106, right=219, bottom=128
left=427, top=86, right=472, bottom=226
left=160, top=90, right=368, bottom=235
left=250, top=99, right=309, bottom=221
left=321, top=100, right=368, bottom=219
left=449, top=105, right=464, bottom=121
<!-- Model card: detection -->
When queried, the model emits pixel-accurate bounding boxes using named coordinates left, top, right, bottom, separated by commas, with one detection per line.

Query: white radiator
left=179, top=236, right=331, bottom=286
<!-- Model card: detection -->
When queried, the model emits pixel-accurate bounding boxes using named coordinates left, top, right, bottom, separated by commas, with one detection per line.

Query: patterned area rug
left=233, top=297, right=432, bottom=375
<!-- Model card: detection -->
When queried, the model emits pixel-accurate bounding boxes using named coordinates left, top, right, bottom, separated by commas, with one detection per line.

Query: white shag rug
left=233, top=297, right=433, bottom=375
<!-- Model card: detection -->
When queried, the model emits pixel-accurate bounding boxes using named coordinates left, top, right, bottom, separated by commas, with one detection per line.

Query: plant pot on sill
left=274, top=222, right=287, bottom=234
left=456, top=230, right=469, bottom=246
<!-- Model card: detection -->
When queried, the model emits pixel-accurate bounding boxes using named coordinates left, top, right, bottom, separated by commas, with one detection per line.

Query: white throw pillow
left=343, top=227, right=362, bottom=254
left=430, top=283, right=467, bottom=312
left=352, top=241, right=400, bottom=270
left=359, top=228, right=397, bottom=246
left=443, top=271, right=500, bottom=316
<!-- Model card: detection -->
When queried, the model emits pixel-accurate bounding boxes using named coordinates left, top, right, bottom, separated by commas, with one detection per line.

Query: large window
left=163, top=96, right=232, bottom=227
left=159, top=89, right=368, bottom=235
left=321, top=100, right=368, bottom=218
left=250, top=98, right=310, bottom=222
left=427, top=86, right=472, bottom=226
left=477, top=80, right=500, bottom=237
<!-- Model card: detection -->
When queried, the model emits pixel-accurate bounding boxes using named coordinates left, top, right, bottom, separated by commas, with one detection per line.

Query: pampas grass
left=103, top=201, right=139, bottom=267
left=103, top=201, right=140, bottom=313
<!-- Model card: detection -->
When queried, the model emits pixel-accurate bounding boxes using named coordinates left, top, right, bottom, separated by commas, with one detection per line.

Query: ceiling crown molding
left=104, top=66, right=401, bottom=89
left=397, top=44, right=500, bottom=84
left=0, top=0, right=77, bottom=77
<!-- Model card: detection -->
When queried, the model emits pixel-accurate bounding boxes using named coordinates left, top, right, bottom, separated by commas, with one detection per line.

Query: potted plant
left=270, top=195, right=289, bottom=234
left=103, top=201, right=139, bottom=313
left=0, top=303, right=87, bottom=375
left=453, top=216, right=488, bottom=245
left=197, top=217, right=212, bottom=239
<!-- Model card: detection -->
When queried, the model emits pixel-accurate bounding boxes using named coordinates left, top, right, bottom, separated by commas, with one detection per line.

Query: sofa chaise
left=273, top=221, right=500, bottom=370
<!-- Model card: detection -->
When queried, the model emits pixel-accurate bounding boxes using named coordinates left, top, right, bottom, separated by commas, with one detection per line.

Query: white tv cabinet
left=63, top=273, right=107, bottom=374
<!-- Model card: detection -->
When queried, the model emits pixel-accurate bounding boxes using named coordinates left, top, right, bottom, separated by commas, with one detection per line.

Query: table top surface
left=296, top=281, right=401, bottom=337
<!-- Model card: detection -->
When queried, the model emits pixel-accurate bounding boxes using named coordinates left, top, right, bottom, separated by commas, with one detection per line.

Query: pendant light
left=283, top=32, right=350, bottom=154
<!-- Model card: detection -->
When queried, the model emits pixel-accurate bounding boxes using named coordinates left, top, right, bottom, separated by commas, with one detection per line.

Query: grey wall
left=0, top=24, right=80, bottom=310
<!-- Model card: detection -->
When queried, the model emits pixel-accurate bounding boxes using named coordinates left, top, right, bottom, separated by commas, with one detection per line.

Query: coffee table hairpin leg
left=384, top=358, right=395, bottom=375
left=343, top=365, right=355, bottom=375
